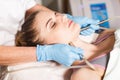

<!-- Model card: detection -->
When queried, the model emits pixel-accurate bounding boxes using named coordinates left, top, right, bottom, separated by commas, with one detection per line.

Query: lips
left=68, top=20, right=73, bottom=28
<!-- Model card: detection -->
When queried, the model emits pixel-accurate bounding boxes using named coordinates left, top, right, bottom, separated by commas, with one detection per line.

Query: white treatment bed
left=103, top=29, right=120, bottom=80
left=1, top=29, right=120, bottom=80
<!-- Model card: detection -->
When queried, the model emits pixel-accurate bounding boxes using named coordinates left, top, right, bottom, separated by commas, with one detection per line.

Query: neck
left=71, top=28, right=115, bottom=60
left=70, top=37, right=99, bottom=60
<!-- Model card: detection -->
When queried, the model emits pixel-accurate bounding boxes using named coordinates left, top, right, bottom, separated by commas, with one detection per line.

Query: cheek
left=56, top=29, right=75, bottom=43
left=72, top=24, right=80, bottom=38
left=48, top=24, right=80, bottom=44
left=44, top=31, right=71, bottom=44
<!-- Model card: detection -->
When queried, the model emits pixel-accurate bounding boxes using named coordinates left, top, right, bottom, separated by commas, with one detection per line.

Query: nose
left=62, top=14, right=68, bottom=22
left=56, top=13, right=67, bottom=18
left=55, top=13, right=68, bottom=22
left=63, top=14, right=67, bottom=19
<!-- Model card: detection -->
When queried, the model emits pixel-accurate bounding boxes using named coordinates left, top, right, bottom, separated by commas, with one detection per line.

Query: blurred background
left=35, top=0, right=71, bottom=13
left=35, top=0, right=120, bottom=29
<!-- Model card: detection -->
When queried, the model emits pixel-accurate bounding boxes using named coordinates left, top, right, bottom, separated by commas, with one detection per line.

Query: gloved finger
left=80, top=29, right=94, bottom=36
left=81, top=24, right=89, bottom=28
left=80, top=31, right=89, bottom=36
left=81, top=19, right=99, bottom=27
left=82, top=20, right=100, bottom=28
left=66, top=14, right=73, bottom=19
left=86, top=19, right=100, bottom=25
left=68, top=54, right=83, bottom=66
left=71, top=53, right=81, bottom=60
left=90, top=25, right=100, bottom=30
left=68, top=46, right=84, bottom=55
left=79, top=54, right=84, bottom=60
left=70, top=53, right=84, bottom=61
left=85, top=28, right=94, bottom=33
left=64, top=54, right=80, bottom=66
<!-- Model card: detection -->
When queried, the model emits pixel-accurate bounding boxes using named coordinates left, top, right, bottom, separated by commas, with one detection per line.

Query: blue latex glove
left=66, top=14, right=100, bottom=36
left=36, top=44, right=84, bottom=66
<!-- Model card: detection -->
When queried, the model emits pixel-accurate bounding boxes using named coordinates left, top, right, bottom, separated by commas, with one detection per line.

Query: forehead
left=35, top=11, right=54, bottom=29
left=34, top=11, right=54, bottom=38
left=36, top=11, right=54, bottom=24
left=34, top=11, right=51, bottom=30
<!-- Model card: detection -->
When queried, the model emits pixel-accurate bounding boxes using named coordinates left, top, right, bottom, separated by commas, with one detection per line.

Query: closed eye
left=46, top=12, right=57, bottom=30
left=50, top=22, right=56, bottom=29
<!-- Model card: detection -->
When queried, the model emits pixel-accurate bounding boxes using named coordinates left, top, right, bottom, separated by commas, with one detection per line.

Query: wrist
left=36, top=45, right=45, bottom=61
left=36, top=45, right=53, bottom=61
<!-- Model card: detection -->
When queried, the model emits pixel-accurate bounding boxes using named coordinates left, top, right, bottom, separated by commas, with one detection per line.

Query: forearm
left=0, top=46, right=37, bottom=66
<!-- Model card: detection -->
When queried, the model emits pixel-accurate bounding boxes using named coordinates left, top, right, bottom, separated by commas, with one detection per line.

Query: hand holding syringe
left=81, top=16, right=120, bottom=32
left=79, top=16, right=120, bottom=70
left=78, top=19, right=110, bottom=70
left=81, top=19, right=110, bottom=31
left=67, top=14, right=120, bottom=70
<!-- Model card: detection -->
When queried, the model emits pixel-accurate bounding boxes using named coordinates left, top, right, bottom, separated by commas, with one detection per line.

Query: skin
left=1, top=2, right=115, bottom=80
left=71, top=29, right=115, bottom=80
left=34, top=11, right=115, bottom=63
left=32, top=11, right=116, bottom=80
left=35, top=11, right=80, bottom=44
left=0, top=46, right=36, bottom=65
left=72, top=29, right=115, bottom=61
left=0, top=4, right=54, bottom=66
left=71, top=67, right=102, bottom=80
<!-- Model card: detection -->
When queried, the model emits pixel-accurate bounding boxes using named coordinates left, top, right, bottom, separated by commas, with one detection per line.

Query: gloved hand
left=36, top=44, right=84, bottom=66
left=66, top=14, right=100, bottom=36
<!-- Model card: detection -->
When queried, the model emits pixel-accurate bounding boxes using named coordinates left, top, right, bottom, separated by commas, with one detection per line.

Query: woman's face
left=35, top=11, right=80, bottom=44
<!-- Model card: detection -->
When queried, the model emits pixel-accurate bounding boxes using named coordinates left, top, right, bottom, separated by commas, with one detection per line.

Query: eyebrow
left=46, top=18, right=52, bottom=27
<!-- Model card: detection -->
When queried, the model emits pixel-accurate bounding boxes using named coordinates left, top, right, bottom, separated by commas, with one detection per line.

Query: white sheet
left=103, top=29, right=120, bottom=80
left=1, top=29, right=120, bottom=80
left=0, top=32, right=104, bottom=80
left=2, top=62, right=69, bottom=80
